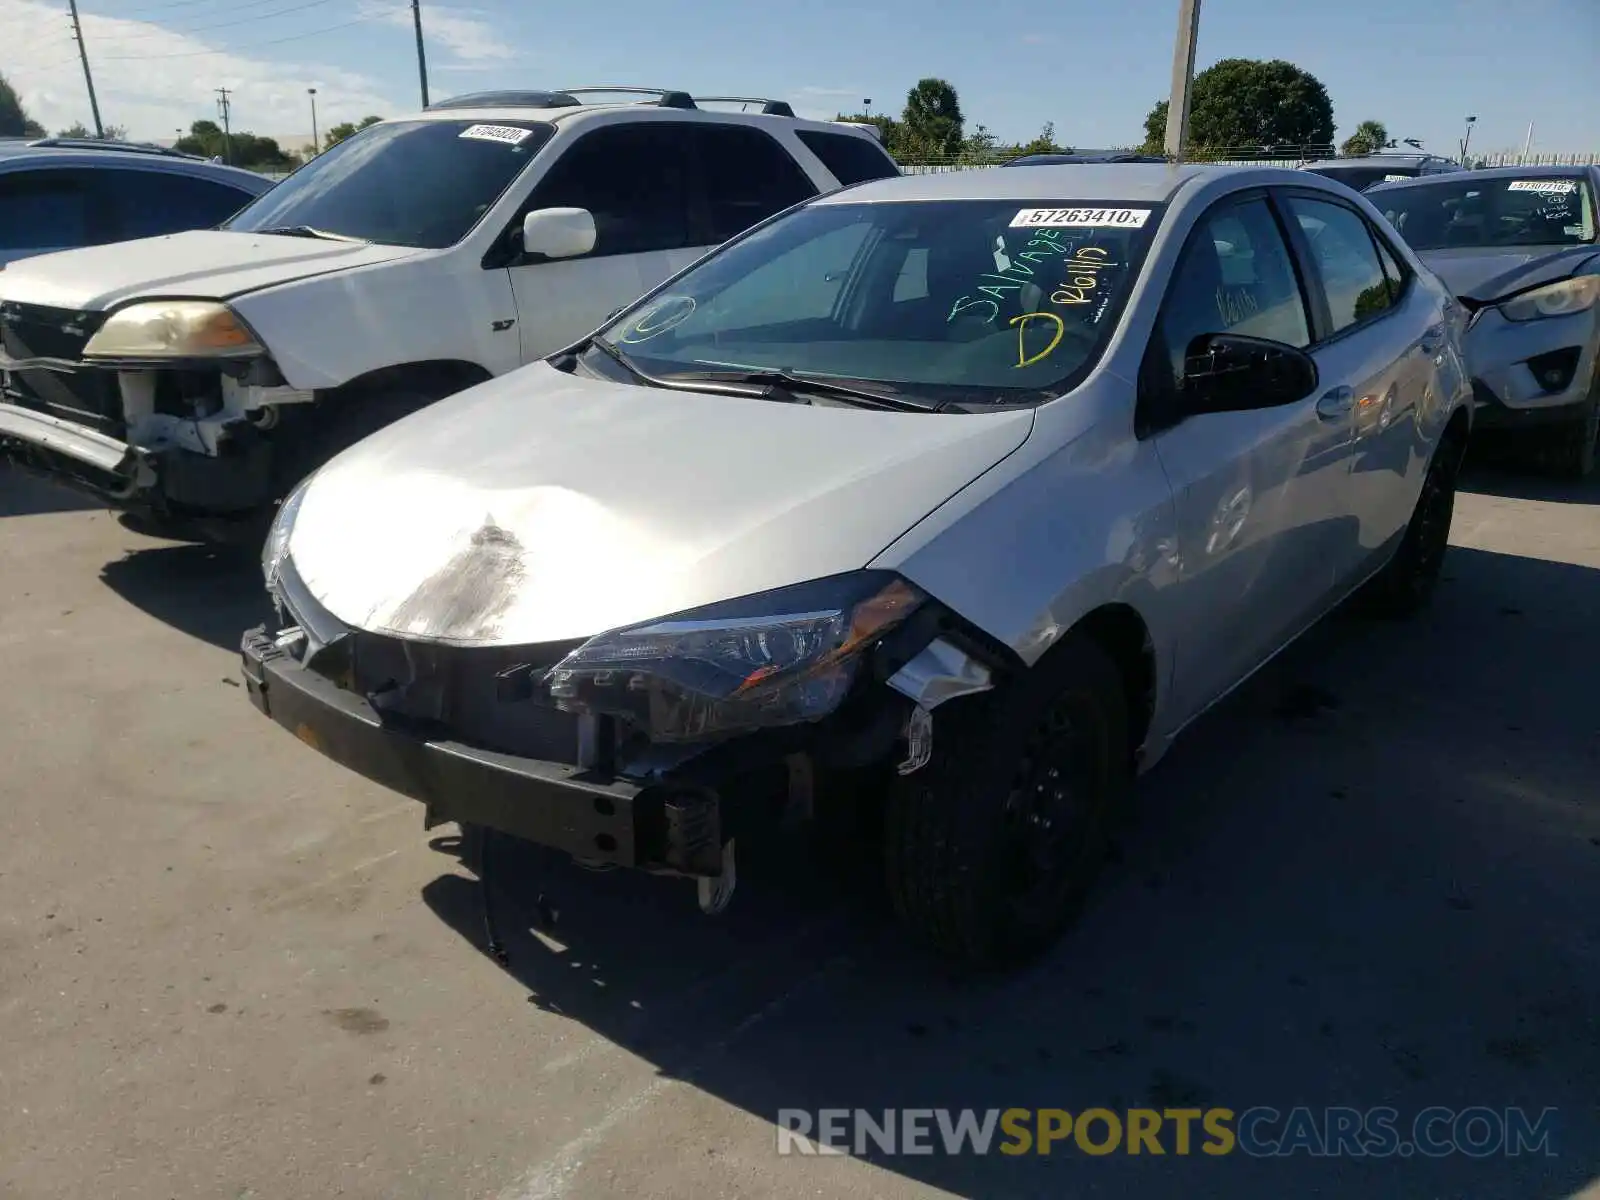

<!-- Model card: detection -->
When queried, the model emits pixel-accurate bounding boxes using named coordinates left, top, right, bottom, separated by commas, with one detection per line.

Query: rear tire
left=1356, top=427, right=1465, bottom=619
left=884, top=633, right=1131, bottom=968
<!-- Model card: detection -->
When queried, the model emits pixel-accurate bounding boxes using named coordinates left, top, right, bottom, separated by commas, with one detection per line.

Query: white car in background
left=0, top=88, right=898, bottom=537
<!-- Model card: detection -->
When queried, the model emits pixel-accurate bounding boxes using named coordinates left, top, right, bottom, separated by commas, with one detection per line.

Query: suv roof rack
left=26, top=137, right=203, bottom=160
left=426, top=90, right=581, bottom=111
left=557, top=86, right=698, bottom=110
left=693, top=95, right=796, bottom=117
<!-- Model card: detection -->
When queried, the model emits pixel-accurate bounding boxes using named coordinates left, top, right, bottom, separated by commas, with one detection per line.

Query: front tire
left=1356, top=427, right=1465, bottom=618
left=884, top=633, right=1131, bottom=968
left=1543, top=391, right=1598, bottom=480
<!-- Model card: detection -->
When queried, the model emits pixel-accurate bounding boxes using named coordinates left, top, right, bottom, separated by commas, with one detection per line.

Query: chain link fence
left=897, top=146, right=1598, bottom=174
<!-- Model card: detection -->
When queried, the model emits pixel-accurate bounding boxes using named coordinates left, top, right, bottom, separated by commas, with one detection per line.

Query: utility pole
left=216, top=87, right=234, bottom=165
left=411, top=0, right=430, bottom=108
left=66, top=0, right=104, bottom=138
left=1163, top=0, right=1202, bottom=161
left=308, top=87, right=319, bottom=157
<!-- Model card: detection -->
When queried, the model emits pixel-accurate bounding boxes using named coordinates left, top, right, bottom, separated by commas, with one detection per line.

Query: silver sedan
left=244, top=163, right=1474, bottom=966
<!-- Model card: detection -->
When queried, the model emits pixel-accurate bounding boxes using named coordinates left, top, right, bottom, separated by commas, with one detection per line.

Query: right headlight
left=1497, top=275, right=1600, bottom=322
left=262, top=475, right=312, bottom=591
left=544, top=572, right=926, bottom=742
left=83, top=300, right=264, bottom=359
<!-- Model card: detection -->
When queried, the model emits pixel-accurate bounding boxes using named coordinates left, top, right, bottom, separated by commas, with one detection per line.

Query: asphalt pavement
left=0, top=462, right=1596, bottom=1200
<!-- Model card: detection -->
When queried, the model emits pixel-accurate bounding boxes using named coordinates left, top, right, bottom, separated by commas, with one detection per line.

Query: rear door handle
left=1315, top=386, right=1354, bottom=421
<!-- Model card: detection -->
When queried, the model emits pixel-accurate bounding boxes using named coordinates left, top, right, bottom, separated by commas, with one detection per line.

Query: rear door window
left=100, top=169, right=258, bottom=239
left=0, top=170, right=100, bottom=252
left=795, top=130, right=900, bottom=186
left=692, top=124, right=818, bottom=243
left=1284, top=195, right=1397, bottom=333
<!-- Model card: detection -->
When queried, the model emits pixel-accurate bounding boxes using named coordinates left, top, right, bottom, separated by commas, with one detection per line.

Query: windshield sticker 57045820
left=1507, top=180, right=1578, bottom=194
left=1010, top=207, right=1151, bottom=229
left=459, top=123, right=535, bottom=145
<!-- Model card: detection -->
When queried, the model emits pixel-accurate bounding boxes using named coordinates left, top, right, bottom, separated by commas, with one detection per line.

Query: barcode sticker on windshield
left=1507, top=180, right=1577, bottom=194
left=1384, top=174, right=1409, bottom=182
left=1010, top=207, right=1152, bottom=229
left=459, top=123, right=534, bottom=145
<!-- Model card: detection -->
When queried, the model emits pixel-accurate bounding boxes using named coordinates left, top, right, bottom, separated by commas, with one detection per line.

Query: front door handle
left=1315, top=386, right=1354, bottom=421
left=1418, top=323, right=1445, bottom=355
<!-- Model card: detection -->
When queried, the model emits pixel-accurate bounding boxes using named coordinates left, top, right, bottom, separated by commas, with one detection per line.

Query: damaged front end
left=0, top=299, right=311, bottom=530
left=243, top=535, right=1009, bottom=915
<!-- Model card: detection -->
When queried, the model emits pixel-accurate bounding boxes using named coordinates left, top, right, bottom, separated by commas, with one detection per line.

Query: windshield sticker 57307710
left=459, top=123, right=535, bottom=145
left=1010, top=207, right=1151, bottom=229
left=1507, top=180, right=1578, bottom=194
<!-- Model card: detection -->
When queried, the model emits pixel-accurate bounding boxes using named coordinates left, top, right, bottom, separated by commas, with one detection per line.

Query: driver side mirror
left=520, top=207, right=596, bottom=260
left=1181, top=333, right=1319, bottom=414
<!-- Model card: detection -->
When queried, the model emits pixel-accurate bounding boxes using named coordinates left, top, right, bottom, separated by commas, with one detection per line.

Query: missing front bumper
left=241, top=626, right=732, bottom=876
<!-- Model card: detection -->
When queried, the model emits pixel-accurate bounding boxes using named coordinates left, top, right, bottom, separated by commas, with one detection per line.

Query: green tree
left=56, top=122, right=128, bottom=140
left=1015, top=120, right=1062, bottom=156
left=960, top=123, right=998, bottom=161
left=174, top=118, right=292, bottom=169
left=900, top=77, right=964, bottom=159
left=1341, top=119, right=1390, bottom=157
left=1139, top=58, right=1334, bottom=157
left=1, top=72, right=45, bottom=137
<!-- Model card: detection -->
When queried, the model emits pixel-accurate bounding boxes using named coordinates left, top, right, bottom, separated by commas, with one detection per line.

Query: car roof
left=1368, top=163, right=1598, bottom=191
left=814, top=162, right=1321, bottom=205
left=1302, top=154, right=1453, bottom=169
left=389, top=97, right=882, bottom=141
left=1004, top=151, right=1167, bottom=166
left=0, top=142, right=271, bottom=190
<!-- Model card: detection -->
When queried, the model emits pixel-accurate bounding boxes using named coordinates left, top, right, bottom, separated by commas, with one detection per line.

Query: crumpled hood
left=0, top=230, right=420, bottom=312
left=1418, top=245, right=1600, bottom=305
left=288, top=364, right=1035, bottom=647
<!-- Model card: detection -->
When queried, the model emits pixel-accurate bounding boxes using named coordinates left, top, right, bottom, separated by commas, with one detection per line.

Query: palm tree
left=1341, top=120, right=1390, bottom=157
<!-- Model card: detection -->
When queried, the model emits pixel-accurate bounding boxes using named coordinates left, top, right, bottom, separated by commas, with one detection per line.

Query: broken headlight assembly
left=545, top=572, right=926, bottom=742
left=261, top=474, right=312, bottom=591
left=83, top=300, right=265, bottom=360
left=1497, top=274, right=1600, bottom=322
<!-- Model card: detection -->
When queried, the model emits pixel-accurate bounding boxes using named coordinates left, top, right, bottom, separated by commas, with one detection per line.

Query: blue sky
left=7, top=0, right=1599, bottom=156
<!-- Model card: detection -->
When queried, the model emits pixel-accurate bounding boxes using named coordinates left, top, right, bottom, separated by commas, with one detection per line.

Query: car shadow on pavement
left=98, top=542, right=274, bottom=650
left=419, top=544, right=1600, bottom=1200
left=0, top=468, right=102, bottom=516
left=1460, top=460, right=1600, bottom=506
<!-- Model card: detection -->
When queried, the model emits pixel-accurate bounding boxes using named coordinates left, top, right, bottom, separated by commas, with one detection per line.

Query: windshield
left=1306, top=165, right=1418, bottom=192
left=592, top=198, right=1162, bottom=407
left=1373, top=176, right=1598, bottom=250
left=224, top=119, right=554, bottom=248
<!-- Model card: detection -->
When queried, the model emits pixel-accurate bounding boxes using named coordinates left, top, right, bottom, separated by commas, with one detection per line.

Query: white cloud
left=2, top=0, right=400, bottom=142
left=357, top=1, right=514, bottom=64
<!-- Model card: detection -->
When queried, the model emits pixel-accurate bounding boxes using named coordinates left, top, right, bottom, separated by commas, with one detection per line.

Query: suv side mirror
left=1181, top=333, right=1319, bottom=414
left=520, top=207, right=596, bottom=260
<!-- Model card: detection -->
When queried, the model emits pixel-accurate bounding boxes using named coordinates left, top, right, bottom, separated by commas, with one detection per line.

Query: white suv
left=0, top=88, right=898, bottom=537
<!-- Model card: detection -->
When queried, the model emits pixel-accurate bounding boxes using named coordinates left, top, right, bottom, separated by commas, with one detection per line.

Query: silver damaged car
left=243, top=164, right=1474, bottom=966
left=1370, top=165, right=1600, bottom=476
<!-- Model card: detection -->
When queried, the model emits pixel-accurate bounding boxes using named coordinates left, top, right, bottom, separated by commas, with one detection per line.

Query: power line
left=96, top=11, right=399, bottom=58
left=106, top=0, right=348, bottom=41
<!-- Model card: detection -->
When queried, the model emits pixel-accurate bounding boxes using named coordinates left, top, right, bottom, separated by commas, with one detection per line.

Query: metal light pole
left=1163, top=0, right=1203, bottom=161
left=411, top=0, right=430, bottom=108
left=1459, top=115, right=1477, bottom=165
left=308, top=87, right=319, bottom=156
